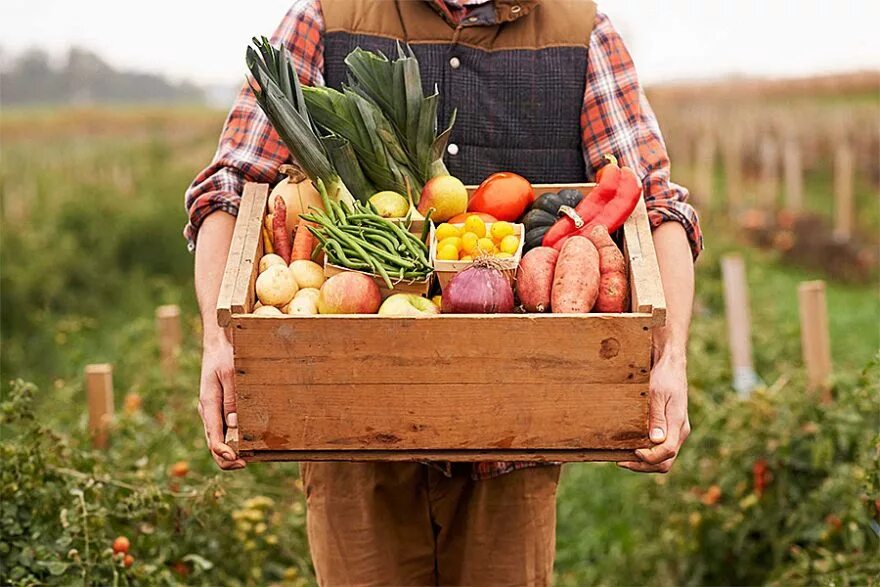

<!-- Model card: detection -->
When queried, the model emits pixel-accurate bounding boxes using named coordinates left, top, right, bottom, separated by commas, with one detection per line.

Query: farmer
left=186, top=0, right=702, bottom=584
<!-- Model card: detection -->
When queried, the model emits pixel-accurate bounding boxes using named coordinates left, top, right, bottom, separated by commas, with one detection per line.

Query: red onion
left=441, top=258, right=515, bottom=314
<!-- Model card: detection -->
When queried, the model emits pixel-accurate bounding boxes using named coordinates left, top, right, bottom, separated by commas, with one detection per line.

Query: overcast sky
left=2, top=1, right=878, bottom=86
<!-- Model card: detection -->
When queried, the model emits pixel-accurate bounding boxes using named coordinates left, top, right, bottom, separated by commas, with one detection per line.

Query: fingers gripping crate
left=217, top=183, right=666, bottom=463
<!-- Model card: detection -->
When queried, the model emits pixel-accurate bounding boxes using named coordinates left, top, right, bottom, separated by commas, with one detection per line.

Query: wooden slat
left=230, top=183, right=269, bottom=316
left=217, top=184, right=261, bottom=327
left=232, top=314, right=652, bottom=385
left=239, top=449, right=637, bottom=463
left=236, top=382, right=648, bottom=451
left=623, top=197, right=667, bottom=327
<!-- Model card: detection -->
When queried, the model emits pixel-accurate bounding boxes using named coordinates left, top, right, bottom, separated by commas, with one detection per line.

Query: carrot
left=587, top=225, right=628, bottom=312
left=273, top=199, right=292, bottom=263
left=551, top=236, right=600, bottom=313
left=290, top=218, right=317, bottom=261
left=262, top=225, right=275, bottom=255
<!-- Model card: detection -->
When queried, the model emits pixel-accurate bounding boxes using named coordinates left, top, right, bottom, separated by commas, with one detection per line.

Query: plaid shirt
left=185, top=0, right=703, bottom=480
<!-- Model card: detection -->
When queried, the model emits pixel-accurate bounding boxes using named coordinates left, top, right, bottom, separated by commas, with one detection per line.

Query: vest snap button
left=447, top=143, right=459, bottom=156
left=449, top=57, right=461, bottom=70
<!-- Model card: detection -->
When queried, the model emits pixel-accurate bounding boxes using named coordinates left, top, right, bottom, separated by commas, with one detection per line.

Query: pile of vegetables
left=300, top=180, right=432, bottom=289
left=433, top=217, right=521, bottom=261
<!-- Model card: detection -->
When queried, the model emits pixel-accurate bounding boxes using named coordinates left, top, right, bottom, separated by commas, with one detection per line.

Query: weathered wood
left=155, top=304, right=181, bottom=378
left=720, top=255, right=760, bottom=396
left=798, top=281, right=833, bottom=403
left=236, top=382, right=649, bottom=451
left=240, top=449, right=637, bottom=463
left=217, top=184, right=261, bottom=327
left=85, top=364, right=114, bottom=449
left=231, top=183, right=269, bottom=315
left=783, top=139, right=804, bottom=211
left=623, top=197, right=667, bottom=327
left=833, top=143, right=855, bottom=241
left=233, top=314, right=652, bottom=385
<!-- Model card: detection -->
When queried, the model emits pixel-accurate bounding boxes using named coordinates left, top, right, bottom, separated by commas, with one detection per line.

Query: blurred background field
left=2, top=7, right=880, bottom=585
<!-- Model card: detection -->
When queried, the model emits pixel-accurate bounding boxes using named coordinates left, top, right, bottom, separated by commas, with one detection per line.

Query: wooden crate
left=217, top=182, right=666, bottom=463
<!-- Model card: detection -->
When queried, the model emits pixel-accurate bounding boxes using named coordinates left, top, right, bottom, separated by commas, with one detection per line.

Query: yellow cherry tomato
left=460, top=232, right=479, bottom=255
left=463, top=215, right=486, bottom=238
left=494, top=252, right=514, bottom=259
left=459, top=255, right=474, bottom=262
left=434, top=223, right=461, bottom=241
left=490, top=221, right=515, bottom=242
left=499, top=234, right=520, bottom=254
left=477, top=237, right=496, bottom=254
left=437, top=244, right=459, bottom=261
left=437, top=236, right=462, bottom=252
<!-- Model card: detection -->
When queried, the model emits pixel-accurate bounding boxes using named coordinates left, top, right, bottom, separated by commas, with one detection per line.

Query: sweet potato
left=516, top=247, right=559, bottom=312
left=551, top=236, right=599, bottom=313
left=587, top=225, right=629, bottom=312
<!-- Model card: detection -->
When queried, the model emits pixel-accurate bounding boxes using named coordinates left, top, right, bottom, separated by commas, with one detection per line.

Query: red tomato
left=448, top=212, right=497, bottom=224
left=467, top=173, right=534, bottom=222
left=112, top=536, right=130, bottom=555
left=123, top=554, right=135, bottom=568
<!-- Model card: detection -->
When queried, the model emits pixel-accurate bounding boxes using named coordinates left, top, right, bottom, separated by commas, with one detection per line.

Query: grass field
left=1, top=106, right=878, bottom=586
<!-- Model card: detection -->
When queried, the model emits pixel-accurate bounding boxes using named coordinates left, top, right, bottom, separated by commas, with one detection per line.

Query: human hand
left=198, top=332, right=246, bottom=470
left=618, top=350, right=690, bottom=473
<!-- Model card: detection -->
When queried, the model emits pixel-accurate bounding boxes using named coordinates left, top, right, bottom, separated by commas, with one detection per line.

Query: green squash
left=522, top=190, right=584, bottom=252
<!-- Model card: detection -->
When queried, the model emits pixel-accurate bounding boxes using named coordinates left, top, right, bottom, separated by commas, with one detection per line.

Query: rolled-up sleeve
left=183, top=0, right=326, bottom=251
left=581, top=12, right=703, bottom=259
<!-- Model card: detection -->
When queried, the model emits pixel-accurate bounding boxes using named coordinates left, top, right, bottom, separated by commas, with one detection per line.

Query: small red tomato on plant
left=123, top=554, right=135, bottom=568
left=170, top=460, right=189, bottom=477
left=467, top=172, right=533, bottom=222
left=112, top=536, right=130, bottom=555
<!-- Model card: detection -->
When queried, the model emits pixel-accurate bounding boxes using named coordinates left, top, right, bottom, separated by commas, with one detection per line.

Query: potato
left=252, top=305, right=283, bottom=316
left=295, top=288, right=321, bottom=303
left=286, top=296, right=318, bottom=315
left=255, top=264, right=298, bottom=306
left=551, top=236, right=599, bottom=313
left=259, top=253, right=287, bottom=273
left=516, top=247, right=559, bottom=312
left=289, top=260, right=325, bottom=289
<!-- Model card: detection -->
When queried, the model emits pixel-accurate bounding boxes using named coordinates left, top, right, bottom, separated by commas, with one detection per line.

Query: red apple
left=417, top=175, right=468, bottom=222
left=378, top=294, right=441, bottom=317
left=318, top=272, right=381, bottom=314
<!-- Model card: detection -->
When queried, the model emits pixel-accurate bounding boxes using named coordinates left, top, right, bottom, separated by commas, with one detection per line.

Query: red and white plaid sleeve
left=183, top=0, right=325, bottom=251
left=581, top=12, right=703, bottom=259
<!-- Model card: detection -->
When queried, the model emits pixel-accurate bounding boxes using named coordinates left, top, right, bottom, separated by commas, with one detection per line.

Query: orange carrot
left=291, top=218, right=317, bottom=261
left=273, top=199, right=292, bottom=263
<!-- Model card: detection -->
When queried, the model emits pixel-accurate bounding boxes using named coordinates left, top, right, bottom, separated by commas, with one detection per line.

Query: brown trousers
left=300, top=462, right=561, bottom=587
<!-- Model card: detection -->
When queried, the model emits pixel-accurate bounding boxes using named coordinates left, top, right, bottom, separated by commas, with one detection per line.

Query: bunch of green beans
left=302, top=181, right=434, bottom=289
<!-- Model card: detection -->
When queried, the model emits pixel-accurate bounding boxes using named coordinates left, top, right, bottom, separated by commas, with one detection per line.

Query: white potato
left=255, top=264, right=298, bottom=306
left=286, top=296, right=318, bottom=315
left=259, top=254, right=287, bottom=273
left=252, top=305, right=283, bottom=316
left=294, top=287, right=321, bottom=303
left=253, top=301, right=264, bottom=310
left=289, top=260, right=325, bottom=290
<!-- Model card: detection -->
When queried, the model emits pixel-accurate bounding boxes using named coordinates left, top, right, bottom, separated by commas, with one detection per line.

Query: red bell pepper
left=542, top=155, right=620, bottom=248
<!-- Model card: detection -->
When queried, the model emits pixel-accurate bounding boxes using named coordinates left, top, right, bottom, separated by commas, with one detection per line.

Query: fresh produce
left=262, top=225, right=274, bottom=254
left=448, top=211, right=497, bottom=224
left=551, top=236, right=600, bottom=313
left=112, top=536, right=130, bottom=555
left=272, top=198, right=292, bottom=263
left=317, top=272, right=381, bottom=314
left=378, top=293, right=441, bottom=316
left=301, top=180, right=432, bottom=288
left=467, top=172, right=534, bottom=221
left=294, top=287, right=321, bottom=303
left=288, top=259, right=325, bottom=289
left=259, top=253, right=287, bottom=273
left=516, top=247, right=559, bottom=312
left=521, top=189, right=584, bottom=252
left=255, top=264, right=298, bottom=307
left=286, top=294, right=318, bottom=315
left=433, top=218, right=521, bottom=262
left=290, top=218, right=317, bottom=261
left=369, top=191, right=409, bottom=218
left=586, top=225, right=629, bottom=312
left=418, top=175, right=468, bottom=221
left=253, top=305, right=284, bottom=316
left=270, top=164, right=324, bottom=233
left=441, top=257, right=515, bottom=314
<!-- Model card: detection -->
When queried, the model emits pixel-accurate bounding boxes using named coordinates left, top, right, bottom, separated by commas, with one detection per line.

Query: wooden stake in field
left=797, top=281, right=833, bottom=403
left=85, top=364, right=114, bottom=449
left=721, top=254, right=761, bottom=397
left=156, top=304, right=182, bottom=379
left=783, top=139, right=804, bottom=211
left=693, top=133, right=716, bottom=209
left=758, top=137, right=780, bottom=211
left=833, top=143, right=855, bottom=241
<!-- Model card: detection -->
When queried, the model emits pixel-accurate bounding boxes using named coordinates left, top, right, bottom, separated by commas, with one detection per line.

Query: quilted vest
left=321, top=0, right=597, bottom=185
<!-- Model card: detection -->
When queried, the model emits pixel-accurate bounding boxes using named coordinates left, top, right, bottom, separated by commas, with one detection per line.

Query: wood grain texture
left=623, top=197, right=667, bottom=327
left=236, top=382, right=648, bottom=451
left=239, top=449, right=637, bottom=463
left=217, top=184, right=261, bottom=327
left=231, top=183, right=269, bottom=315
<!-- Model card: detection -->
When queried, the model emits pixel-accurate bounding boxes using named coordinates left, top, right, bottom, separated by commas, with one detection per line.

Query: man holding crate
left=186, top=0, right=701, bottom=584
